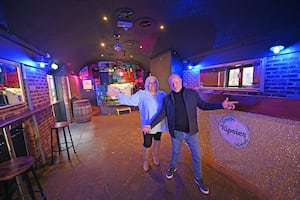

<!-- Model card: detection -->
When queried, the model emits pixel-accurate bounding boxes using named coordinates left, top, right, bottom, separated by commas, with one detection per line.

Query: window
left=227, top=64, right=255, bottom=88
left=200, top=59, right=264, bottom=91
left=242, top=66, right=254, bottom=86
left=47, top=75, right=57, bottom=103
left=0, top=59, right=24, bottom=106
left=199, top=67, right=226, bottom=87
left=228, top=68, right=240, bottom=87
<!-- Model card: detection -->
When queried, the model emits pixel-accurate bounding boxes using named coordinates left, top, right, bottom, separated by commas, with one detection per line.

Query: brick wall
left=22, top=65, right=55, bottom=165
left=183, top=67, right=200, bottom=89
left=183, top=51, right=300, bottom=99
left=23, top=65, right=51, bottom=109
left=0, top=103, right=28, bottom=120
left=263, top=52, right=300, bottom=98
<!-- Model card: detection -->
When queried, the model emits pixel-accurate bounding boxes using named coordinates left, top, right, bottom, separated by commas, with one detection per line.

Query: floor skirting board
left=202, top=153, right=272, bottom=200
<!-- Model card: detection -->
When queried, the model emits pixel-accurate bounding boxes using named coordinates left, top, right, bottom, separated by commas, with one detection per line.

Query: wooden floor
left=35, top=110, right=260, bottom=200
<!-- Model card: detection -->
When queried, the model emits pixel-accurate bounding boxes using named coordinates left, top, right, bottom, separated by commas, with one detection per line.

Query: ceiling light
left=34, top=55, right=48, bottom=68
left=116, top=8, right=134, bottom=20
left=39, top=62, right=46, bottom=68
left=117, top=20, right=133, bottom=31
left=270, top=45, right=285, bottom=54
left=113, top=33, right=120, bottom=39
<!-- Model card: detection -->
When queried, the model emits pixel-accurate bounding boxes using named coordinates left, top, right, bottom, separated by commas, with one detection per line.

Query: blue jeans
left=170, top=131, right=202, bottom=179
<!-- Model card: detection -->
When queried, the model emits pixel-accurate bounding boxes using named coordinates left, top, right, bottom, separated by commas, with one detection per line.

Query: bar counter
left=198, top=107, right=300, bottom=200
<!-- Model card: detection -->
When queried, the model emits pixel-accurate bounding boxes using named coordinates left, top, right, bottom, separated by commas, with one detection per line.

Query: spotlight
left=50, top=62, right=59, bottom=70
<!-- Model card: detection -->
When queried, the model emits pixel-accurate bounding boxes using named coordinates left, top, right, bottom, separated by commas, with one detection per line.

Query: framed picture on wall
left=83, top=79, right=93, bottom=90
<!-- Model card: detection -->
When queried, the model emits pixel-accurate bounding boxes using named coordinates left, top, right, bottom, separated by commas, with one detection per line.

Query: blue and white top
left=118, top=90, right=167, bottom=134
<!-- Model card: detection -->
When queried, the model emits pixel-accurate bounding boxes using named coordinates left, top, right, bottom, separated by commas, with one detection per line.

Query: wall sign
left=219, top=116, right=250, bottom=148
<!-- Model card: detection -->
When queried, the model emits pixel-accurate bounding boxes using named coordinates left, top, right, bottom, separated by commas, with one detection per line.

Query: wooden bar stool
left=50, top=121, right=76, bottom=163
left=0, top=156, right=46, bottom=200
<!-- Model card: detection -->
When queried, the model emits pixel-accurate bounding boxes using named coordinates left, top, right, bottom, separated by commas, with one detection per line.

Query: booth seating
left=0, top=156, right=46, bottom=200
left=50, top=121, right=76, bottom=163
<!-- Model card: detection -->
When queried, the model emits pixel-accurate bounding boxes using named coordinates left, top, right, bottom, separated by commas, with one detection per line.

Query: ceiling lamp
left=34, top=53, right=51, bottom=68
left=35, top=55, right=48, bottom=68
left=270, top=44, right=285, bottom=54
left=117, top=20, right=133, bottom=31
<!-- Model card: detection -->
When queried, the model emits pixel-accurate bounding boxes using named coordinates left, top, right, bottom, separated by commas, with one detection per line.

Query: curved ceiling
left=2, top=0, right=300, bottom=73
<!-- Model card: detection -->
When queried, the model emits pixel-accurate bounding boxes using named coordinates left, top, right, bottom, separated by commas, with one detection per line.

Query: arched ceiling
left=2, top=0, right=300, bottom=74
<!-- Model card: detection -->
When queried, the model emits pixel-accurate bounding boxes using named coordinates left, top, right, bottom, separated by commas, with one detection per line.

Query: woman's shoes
left=152, top=156, right=160, bottom=166
left=143, top=161, right=150, bottom=172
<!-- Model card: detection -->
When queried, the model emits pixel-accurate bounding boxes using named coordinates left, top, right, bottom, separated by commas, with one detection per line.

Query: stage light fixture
left=50, top=62, right=59, bottom=70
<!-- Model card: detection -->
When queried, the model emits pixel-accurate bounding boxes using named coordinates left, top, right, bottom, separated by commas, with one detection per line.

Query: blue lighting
left=39, top=62, right=46, bottom=68
left=188, top=65, right=193, bottom=70
left=270, top=45, right=285, bottom=54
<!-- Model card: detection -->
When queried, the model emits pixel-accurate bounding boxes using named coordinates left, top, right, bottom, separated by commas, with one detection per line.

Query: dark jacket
left=150, top=87, right=223, bottom=138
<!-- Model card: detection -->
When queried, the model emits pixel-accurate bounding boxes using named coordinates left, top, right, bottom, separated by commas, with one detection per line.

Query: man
left=143, top=74, right=238, bottom=195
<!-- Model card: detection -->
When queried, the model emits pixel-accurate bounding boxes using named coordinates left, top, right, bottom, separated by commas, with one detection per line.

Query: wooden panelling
left=204, top=93, right=300, bottom=121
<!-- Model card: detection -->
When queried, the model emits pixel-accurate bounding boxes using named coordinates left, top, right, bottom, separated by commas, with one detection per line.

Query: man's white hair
left=144, top=75, right=159, bottom=91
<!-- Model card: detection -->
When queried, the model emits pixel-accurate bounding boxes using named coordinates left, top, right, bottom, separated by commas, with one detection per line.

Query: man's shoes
left=166, top=167, right=177, bottom=179
left=194, top=178, right=209, bottom=195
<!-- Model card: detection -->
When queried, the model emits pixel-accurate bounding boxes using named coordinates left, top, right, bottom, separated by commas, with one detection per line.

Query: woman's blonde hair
left=144, top=75, right=159, bottom=91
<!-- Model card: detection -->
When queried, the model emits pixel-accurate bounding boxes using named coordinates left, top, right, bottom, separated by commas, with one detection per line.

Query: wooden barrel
left=73, top=99, right=92, bottom=123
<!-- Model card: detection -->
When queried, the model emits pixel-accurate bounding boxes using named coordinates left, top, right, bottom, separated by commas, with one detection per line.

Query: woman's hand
left=106, top=86, right=120, bottom=97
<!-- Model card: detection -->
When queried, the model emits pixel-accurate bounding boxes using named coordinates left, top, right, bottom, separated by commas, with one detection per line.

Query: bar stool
left=50, top=121, right=76, bottom=163
left=0, top=156, right=46, bottom=200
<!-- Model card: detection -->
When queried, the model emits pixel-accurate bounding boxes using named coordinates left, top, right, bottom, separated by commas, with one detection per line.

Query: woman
left=106, top=76, right=167, bottom=171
